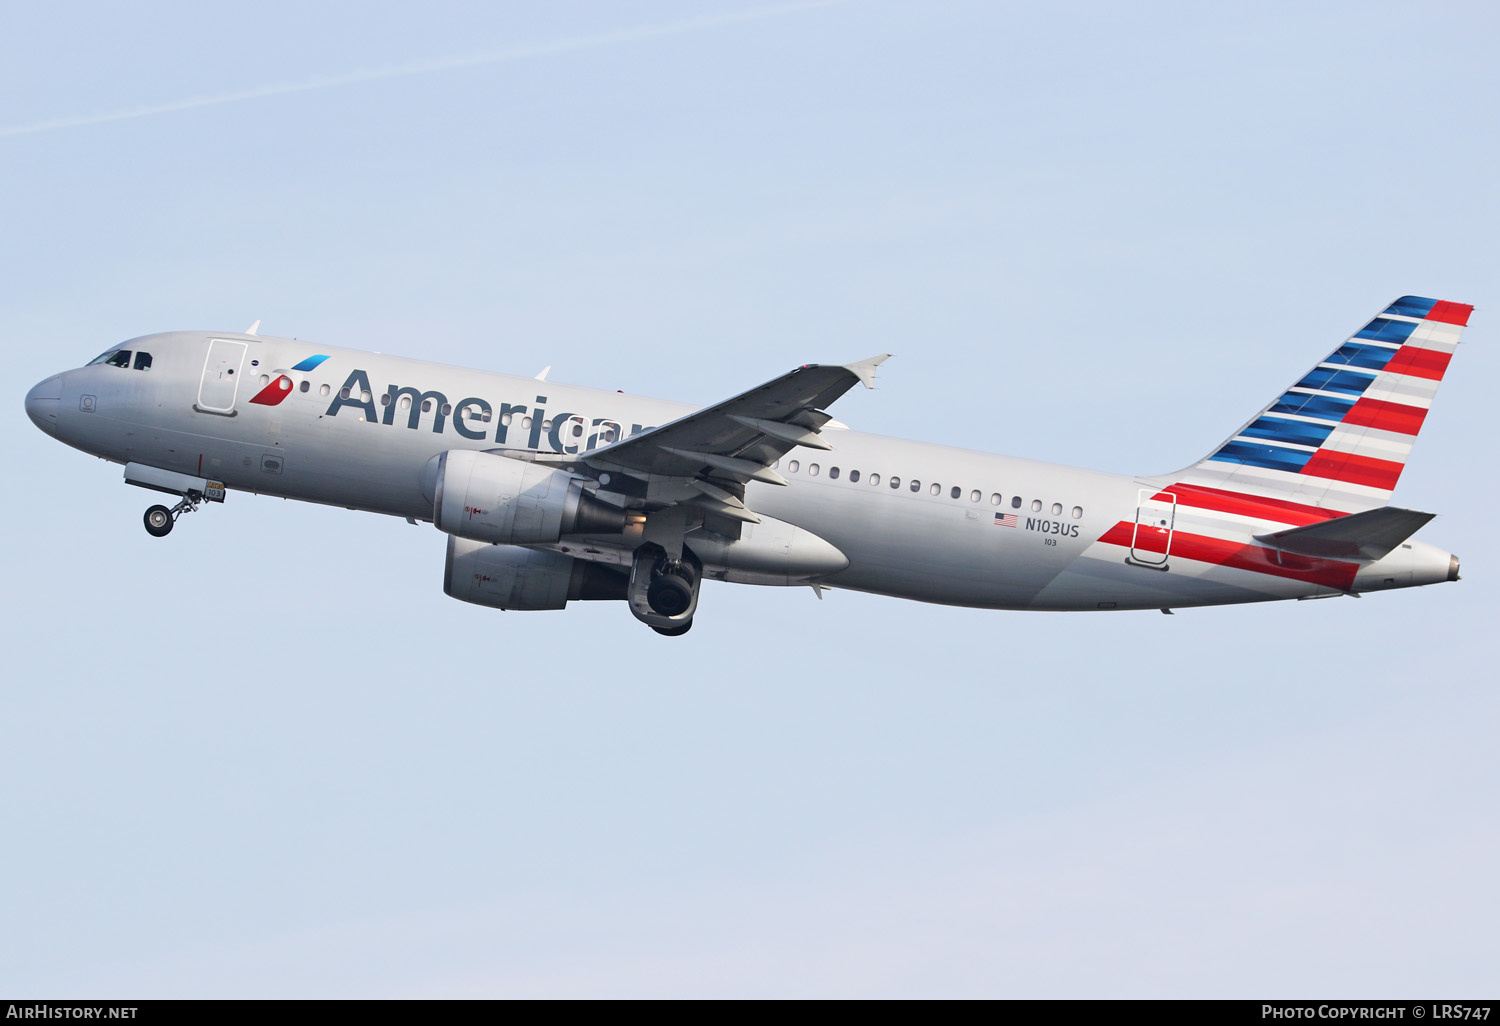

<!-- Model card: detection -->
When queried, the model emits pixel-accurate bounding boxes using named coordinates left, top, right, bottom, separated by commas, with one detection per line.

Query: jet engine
left=433, top=449, right=625, bottom=545
left=444, top=536, right=628, bottom=611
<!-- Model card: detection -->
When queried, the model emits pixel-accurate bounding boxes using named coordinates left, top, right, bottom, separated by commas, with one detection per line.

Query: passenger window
left=1072, top=506, right=1083, bottom=519
left=1011, top=496, right=1022, bottom=509
left=105, top=350, right=132, bottom=368
left=971, top=490, right=981, bottom=502
left=930, top=483, right=940, bottom=496
left=771, top=459, right=779, bottom=469
left=259, top=374, right=270, bottom=387
left=380, top=393, right=392, bottom=407
left=572, top=421, right=584, bottom=437
left=361, top=390, right=372, bottom=403
left=1051, top=502, right=1062, bottom=516
left=890, top=476, right=901, bottom=489
left=133, top=352, right=152, bottom=371
left=299, top=380, right=310, bottom=393
left=788, top=460, right=800, bottom=473
left=829, top=467, right=840, bottom=480
left=849, top=470, right=860, bottom=483
left=441, top=403, right=452, bottom=416
left=990, top=493, right=1001, bottom=505
left=910, top=480, right=920, bottom=492
left=320, top=384, right=331, bottom=397
left=809, top=464, right=820, bottom=477
left=869, top=473, right=880, bottom=486
left=1031, top=499, right=1043, bottom=512
left=951, top=486, right=961, bottom=500
left=340, top=386, right=350, bottom=399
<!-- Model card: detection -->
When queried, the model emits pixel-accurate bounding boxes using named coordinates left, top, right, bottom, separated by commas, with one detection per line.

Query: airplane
left=24, top=296, right=1470, bottom=636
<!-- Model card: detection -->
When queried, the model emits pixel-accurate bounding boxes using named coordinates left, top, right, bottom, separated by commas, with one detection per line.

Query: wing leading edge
left=577, top=355, right=890, bottom=522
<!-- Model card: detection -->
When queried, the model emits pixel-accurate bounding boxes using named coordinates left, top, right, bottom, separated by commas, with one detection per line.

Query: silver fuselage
left=25, top=331, right=1456, bottom=611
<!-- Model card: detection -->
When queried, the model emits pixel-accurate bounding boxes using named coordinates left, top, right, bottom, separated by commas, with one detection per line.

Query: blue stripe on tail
left=1326, top=340, right=1401, bottom=371
left=1268, top=393, right=1356, bottom=420
left=1354, top=318, right=1418, bottom=345
left=1295, top=367, right=1377, bottom=395
left=1209, top=440, right=1316, bottom=473
left=1384, top=296, right=1438, bottom=319
left=1239, top=416, right=1338, bottom=448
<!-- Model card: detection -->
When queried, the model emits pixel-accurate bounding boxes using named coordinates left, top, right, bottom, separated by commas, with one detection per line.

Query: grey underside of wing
left=581, top=356, right=889, bottom=483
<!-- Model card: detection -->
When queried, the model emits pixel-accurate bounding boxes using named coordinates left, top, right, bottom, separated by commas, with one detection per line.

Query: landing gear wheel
left=143, top=505, right=174, bottom=537
left=651, top=621, right=692, bottom=637
left=647, top=574, right=694, bottom=617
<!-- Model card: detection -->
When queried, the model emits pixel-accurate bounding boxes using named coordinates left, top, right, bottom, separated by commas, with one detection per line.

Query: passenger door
left=1130, top=488, right=1176, bottom=567
left=196, top=339, right=247, bottom=415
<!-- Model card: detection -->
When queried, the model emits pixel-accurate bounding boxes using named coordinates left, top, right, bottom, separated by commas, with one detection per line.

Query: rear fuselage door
left=1130, top=488, right=1176, bottom=566
left=197, top=340, right=247, bottom=415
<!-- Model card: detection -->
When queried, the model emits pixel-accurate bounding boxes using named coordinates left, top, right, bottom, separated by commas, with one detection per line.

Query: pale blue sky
left=4, top=0, right=1497, bottom=997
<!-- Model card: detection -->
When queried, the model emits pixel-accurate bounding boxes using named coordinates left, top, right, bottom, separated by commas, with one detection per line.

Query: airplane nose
left=26, top=374, right=63, bottom=434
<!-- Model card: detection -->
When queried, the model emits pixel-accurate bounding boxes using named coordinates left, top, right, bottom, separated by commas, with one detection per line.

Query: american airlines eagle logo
left=249, top=355, right=329, bottom=407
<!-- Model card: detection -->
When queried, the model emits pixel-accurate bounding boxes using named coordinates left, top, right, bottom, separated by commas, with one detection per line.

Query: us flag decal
left=994, top=513, right=1018, bottom=528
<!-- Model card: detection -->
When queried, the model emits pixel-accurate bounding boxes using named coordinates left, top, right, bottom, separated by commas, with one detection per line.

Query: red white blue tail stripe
left=1175, top=296, right=1471, bottom=513
left=1071, top=297, right=1471, bottom=601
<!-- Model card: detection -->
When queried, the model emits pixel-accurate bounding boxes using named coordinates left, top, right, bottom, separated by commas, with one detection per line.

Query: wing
left=573, top=354, right=889, bottom=523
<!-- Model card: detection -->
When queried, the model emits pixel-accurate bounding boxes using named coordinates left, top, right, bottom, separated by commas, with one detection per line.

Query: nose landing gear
left=142, top=492, right=210, bottom=538
left=144, top=505, right=173, bottom=537
left=124, top=463, right=226, bottom=538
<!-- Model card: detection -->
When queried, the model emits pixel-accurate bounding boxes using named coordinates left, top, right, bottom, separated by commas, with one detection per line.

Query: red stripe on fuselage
left=1152, top=483, right=1343, bottom=526
left=1426, top=301, right=1473, bottom=326
left=1300, top=450, right=1403, bottom=490
left=1098, top=522, right=1357, bottom=591
left=249, top=375, right=294, bottom=406
left=1343, top=397, right=1428, bottom=436
left=1382, top=345, right=1451, bottom=381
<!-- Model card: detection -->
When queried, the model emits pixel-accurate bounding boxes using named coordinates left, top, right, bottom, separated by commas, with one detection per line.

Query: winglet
left=245, top=319, right=261, bottom=336
left=845, top=354, right=891, bottom=389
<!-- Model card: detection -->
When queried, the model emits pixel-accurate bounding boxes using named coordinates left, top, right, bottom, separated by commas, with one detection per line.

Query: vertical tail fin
left=1170, top=296, right=1472, bottom=513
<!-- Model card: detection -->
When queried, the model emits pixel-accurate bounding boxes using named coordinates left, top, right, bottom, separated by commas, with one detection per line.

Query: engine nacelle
left=433, top=449, right=624, bottom=545
left=444, top=537, right=628, bottom=610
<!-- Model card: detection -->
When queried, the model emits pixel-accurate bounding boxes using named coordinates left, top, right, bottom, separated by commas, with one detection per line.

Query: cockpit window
left=86, top=348, right=150, bottom=369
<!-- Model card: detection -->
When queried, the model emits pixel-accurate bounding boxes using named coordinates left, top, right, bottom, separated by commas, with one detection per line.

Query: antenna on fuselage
left=245, top=320, right=261, bottom=336
left=534, top=365, right=551, bottom=381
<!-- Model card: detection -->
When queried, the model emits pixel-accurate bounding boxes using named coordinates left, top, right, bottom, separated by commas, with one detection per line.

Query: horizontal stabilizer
left=1254, top=506, right=1435, bottom=561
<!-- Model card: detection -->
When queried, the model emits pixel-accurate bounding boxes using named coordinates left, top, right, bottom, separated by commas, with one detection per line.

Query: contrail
left=0, top=0, right=851, bottom=140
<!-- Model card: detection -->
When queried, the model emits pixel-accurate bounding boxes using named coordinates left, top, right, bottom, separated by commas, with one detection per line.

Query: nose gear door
left=197, top=339, right=247, bottom=415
